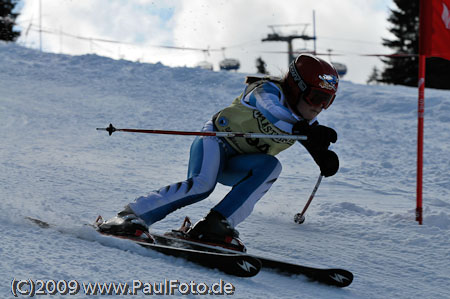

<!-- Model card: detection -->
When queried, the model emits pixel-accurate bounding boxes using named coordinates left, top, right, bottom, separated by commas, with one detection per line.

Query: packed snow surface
left=1, top=42, right=450, bottom=298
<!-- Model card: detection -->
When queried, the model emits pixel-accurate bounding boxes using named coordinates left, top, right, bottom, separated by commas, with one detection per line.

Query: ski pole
left=97, top=123, right=307, bottom=140
left=294, top=174, right=323, bottom=224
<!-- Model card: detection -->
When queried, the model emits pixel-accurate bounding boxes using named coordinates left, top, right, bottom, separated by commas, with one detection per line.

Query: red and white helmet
left=285, top=54, right=339, bottom=110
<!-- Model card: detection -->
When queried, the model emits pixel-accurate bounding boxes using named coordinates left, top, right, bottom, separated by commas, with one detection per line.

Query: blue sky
left=15, top=0, right=396, bottom=84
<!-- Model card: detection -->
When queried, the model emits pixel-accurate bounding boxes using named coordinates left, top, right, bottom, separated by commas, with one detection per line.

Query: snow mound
left=1, top=42, right=450, bottom=298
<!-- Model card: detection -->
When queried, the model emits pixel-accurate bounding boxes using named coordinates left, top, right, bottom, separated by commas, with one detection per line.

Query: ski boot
left=186, top=210, right=246, bottom=252
left=96, top=205, right=153, bottom=243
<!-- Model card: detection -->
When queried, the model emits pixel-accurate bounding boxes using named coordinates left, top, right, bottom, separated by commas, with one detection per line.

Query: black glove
left=292, top=121, right=337, bottom=150
left=315, top=150, right=339, bottom=177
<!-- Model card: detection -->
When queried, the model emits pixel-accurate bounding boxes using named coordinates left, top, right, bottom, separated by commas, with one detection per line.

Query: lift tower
left=262, top=12, right=316, bottom=64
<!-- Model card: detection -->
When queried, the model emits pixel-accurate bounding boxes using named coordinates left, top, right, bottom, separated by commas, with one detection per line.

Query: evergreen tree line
left=373, top=0, right=450, bottom=89
left=1, top=0, right=19, bottom=41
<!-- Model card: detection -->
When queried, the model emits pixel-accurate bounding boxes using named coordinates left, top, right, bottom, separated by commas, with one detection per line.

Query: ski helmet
left=285, top=54, right=339, bottom=111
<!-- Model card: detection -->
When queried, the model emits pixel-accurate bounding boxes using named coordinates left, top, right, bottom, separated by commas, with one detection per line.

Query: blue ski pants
left=129, top=122, right=282, bottom=227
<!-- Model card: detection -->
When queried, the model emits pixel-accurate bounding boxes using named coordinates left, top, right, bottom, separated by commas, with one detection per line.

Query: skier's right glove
left=316, top=150, right=339, bottom=177
left=292, top=121, right=337, bottom=150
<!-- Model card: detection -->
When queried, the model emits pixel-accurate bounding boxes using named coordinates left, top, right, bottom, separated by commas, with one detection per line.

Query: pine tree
left=380, top=0, right=450, bottom=89
left=380, top=0, right=419, bottom=86
left=367, top=66, right=380, bottom=85
left=0, top=0, right=20, bottom=42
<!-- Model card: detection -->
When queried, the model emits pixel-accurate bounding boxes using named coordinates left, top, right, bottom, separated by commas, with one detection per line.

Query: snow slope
left=1, top=42, right=450, bottom=298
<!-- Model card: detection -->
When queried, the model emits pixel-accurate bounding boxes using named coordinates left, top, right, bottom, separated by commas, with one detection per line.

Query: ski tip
left=232, top=255, right=262, bottom=277
left=25, top=216, right=50, bottom=228
left=325, top=269, right=353, bottom=287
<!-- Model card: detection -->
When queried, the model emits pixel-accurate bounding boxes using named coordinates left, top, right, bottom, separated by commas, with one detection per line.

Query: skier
left=99, top=54, right=340, bottom=250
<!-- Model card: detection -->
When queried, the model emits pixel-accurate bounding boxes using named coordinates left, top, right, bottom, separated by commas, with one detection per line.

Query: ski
left=99, top=231, right=261, bottom=277
left=151, top=232, right=353, bottom=288
left=25, top=216, right=353, bottom=287
left=25, top=217, right=260, bottom=277
left=253, top=256, right=353, bottom=287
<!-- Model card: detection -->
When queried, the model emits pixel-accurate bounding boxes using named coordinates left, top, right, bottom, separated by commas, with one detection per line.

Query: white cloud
left=16, top=0, right=395, bottom=83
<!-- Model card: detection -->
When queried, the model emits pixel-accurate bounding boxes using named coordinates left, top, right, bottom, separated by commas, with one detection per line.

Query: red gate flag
left=416, top=0, right=450, bottom=224
left=420, top=0, right=450, bottom=60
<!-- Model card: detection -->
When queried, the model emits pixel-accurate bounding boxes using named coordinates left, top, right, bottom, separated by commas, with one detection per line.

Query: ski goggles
left=302, top=87, right=336, bottom=109
left=289, top=61, right=336, bottom=109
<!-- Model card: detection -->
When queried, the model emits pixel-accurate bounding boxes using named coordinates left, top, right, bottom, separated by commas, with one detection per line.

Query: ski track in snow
left=1, top=42, right=450, bottom=298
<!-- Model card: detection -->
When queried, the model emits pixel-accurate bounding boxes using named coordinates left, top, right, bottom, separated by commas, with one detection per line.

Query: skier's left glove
left=316, top=150, right=339, bottom=177
left=292, top=121, right=337, bottom=150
